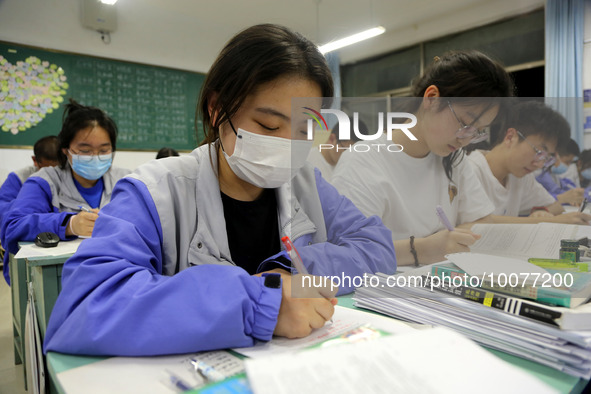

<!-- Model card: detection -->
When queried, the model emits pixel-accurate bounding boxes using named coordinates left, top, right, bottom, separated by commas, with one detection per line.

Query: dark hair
left=559, top=138, right=580, bottom=157
left=411, top=50, right=515, bottom=179
left=156, top=147, right=180, bottom=159
left=198, top=24, right=334, bottom=150
left=57, top=99, right=118, bottom=168
left=331, top=117, right=368, bottom=143
left=491, top=100, right=570, bottom=152
left=33, top=135, right=59, bottom=161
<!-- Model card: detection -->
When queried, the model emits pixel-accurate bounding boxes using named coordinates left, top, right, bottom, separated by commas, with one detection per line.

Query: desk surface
left=45, top=295, right=589, bottom=394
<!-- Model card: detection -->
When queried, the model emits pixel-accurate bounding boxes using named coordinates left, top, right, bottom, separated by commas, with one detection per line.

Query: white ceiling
left=0, top=0, right=544, bottom=73
left=126, top=0, right=544, bottom=65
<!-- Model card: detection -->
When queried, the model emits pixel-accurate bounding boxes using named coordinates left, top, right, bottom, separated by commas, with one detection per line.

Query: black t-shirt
left=221, top=189, right=280, bottom=274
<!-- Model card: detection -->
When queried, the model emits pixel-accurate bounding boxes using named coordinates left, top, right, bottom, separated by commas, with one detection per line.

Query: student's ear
left=504, top=128, right=518, bottom=146
left=422, top=85, right=440, bottom=109
left=207, top=92, right=220, bottom=126
left=31, top=155, right=38, bottom=168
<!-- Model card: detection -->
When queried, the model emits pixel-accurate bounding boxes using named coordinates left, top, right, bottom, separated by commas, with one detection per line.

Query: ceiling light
left=99, top=0, right=118, bottom=5
left=318, top=26, right=385, bottom=54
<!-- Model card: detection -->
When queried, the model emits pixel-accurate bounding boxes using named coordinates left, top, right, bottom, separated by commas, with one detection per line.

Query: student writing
left=43, top=24, right=396, bottom=357
left=466, top=100, right=591, bottom=224
left=536, top=137, right=585, bottom=206
left=333, top=50, right=514, bottom=266
left=1, top=100, right=130, bottom=283
left=0, top=135, right=59, bottom=226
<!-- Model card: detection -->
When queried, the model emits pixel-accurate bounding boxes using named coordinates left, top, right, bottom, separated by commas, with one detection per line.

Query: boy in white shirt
left=467, top=100, right=589, bottom=223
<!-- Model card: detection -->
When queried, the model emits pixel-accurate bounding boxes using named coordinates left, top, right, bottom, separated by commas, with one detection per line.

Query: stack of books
left=355, top=223, right=591, bottom=379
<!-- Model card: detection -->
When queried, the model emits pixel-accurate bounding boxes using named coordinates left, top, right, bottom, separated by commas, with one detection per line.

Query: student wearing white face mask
left=43, top=24, right=396, bottom=357
left=1, top=99, right=130, bottom=284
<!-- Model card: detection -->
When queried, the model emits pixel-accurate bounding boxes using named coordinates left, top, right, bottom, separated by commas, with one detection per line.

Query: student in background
left=333, top=50, right=513, bottom=267
left=0, top=135, right=59, bottom=224
left=44, top=24, right=395, bottom=357
left=467, top=100, right=590, bottom=223
left=578, top=149, right=591, bottom=196
left=306, top=118, right=366, bottom=182
left=1, top=99, right=130, bottom=284
left=156, top=147, right=179, bottom=159
left=536, top=138, right=584, bottom=206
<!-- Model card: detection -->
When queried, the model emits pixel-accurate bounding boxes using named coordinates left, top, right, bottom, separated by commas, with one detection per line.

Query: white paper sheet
left=15, top=238, right=84, bottom=259
left=56, top=350, right=244, bottom=394
left=245, top=327, right=557, bottom=394
left=445, top=252, right=548, bottom=279
left=232, top=305, right=415, bottom=359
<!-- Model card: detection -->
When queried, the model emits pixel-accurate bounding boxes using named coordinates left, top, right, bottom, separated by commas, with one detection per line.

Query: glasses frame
left=68, top=148, right=113, bottom=163
left=515, top=131, right=556, bottom=167
left=447, top=101, right=489, bottom=144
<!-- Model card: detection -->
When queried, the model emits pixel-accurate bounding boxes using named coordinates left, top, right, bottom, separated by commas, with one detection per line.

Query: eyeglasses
left=68, top=148, right=113, bottom=162
left=447, top=101, right=489, bottom=144
left=516, top=131, right=556, bottom=166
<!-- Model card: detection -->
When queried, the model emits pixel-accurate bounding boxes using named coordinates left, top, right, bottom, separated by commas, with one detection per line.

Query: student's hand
left=66, top=210, right=99, bottom=237
left=418, top=229, right=481, bottom=264
left=529, top=209, right=554, bottom=218
left=273, top=273, right=338, bottom=339
left=557, top=188, right=584, bottom=206
left=548, top=212, right=591, bottom=225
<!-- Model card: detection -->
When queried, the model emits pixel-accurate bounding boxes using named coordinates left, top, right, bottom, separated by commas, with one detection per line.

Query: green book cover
left=431, top=262, right=591, bottom=308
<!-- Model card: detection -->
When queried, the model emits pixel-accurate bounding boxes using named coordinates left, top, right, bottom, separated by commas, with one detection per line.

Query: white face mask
left=223, top=128, right=312, bottom=188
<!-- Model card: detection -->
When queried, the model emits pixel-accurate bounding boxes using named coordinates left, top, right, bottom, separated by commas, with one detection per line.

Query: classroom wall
left=0, top=0, right=209, bottom=181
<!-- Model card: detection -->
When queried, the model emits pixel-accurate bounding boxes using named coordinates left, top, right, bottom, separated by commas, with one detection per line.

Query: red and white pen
left=281, top=236, right=308, bottom=275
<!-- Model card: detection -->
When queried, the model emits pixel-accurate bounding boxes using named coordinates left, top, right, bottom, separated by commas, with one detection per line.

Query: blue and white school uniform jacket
left=0, top=166, right=37, bottom=226
left=1, top=164, right=130, bottom=283
left=43, top=143, right=396, bottom=357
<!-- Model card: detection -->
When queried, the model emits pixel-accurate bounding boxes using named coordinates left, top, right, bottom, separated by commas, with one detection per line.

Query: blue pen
left=78, top=205, right=91, bottom=213
left=166, top=371, right=193, bottom=392
left=436, top=205, right=455, bottom=231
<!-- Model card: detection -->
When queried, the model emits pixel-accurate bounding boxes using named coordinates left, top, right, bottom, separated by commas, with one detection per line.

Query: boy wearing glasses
left=466, top=100, right=591, bottom=224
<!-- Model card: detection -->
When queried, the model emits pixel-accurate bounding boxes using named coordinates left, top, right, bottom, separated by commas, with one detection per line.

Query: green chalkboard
left=0, top=41, right=205, bottom=151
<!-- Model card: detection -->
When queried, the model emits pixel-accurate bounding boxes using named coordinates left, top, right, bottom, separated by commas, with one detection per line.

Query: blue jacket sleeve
left=295, top=169, right=396, bottom=295
left=43, top=178, right=282, bottom=357
left=535, top=172, right=561, bottom=199
left=1, top=177, right=74, bottom=256
left=0, top=172, right=23, bottom=227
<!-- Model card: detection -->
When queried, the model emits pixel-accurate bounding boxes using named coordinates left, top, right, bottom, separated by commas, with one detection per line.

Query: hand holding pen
left=419, top=205, right=481, bottom=263
left=66, top=205, right=100, bottom=237
left=261, top=236, right=337, bottom=338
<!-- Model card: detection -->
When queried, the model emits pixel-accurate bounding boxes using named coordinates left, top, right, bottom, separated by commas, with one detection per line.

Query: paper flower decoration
left=0, top=55, right=69, bottom=135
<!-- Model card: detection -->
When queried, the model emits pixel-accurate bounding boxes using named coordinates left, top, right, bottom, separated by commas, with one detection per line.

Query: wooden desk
left=45, top=295, right=589, bottom=394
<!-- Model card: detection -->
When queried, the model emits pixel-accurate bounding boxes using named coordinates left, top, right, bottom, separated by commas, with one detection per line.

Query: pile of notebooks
left=354, top=260, right=591, bottom=379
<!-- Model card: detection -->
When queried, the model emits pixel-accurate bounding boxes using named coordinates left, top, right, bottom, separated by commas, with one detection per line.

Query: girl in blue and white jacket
left=43, top=24, right=396, bottom=357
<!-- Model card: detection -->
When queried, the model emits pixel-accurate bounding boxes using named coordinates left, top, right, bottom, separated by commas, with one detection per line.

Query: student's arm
left=545, top=200, right=565, bottom=215
left=1, top=177, right=74, bottom=256
left=395, top=227, right=484, bottom=266
left=294, top=169, right=396, bottom=292
left=43, top=178, right=329, bottom=356
left=556, top=188, right=585, bottom=206
left=0, top=172, right=22, bottom=204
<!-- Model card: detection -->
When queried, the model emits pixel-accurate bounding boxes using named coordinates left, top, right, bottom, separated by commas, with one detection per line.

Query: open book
left=469, top=222, right=591, bottom=261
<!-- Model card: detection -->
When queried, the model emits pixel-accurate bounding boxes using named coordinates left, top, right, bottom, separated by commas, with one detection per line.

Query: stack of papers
left=355, top=270, right=591, bottom=379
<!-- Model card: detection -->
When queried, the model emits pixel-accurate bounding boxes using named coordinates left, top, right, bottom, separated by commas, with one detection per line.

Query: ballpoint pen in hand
left=436, top=205, right=455, bottom=231
left=281, top=236, right=308, bottom=275
left=580, top=198, right=587, bottom=213
left=78, top=205, right=92, bottom=213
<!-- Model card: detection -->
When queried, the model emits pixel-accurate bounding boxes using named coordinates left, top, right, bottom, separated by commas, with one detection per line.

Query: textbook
left=469, top=222, right=591, bottom=261
left=431, top=262, right=591, bottom=308
left=422, top=272, right=591, bottom=330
